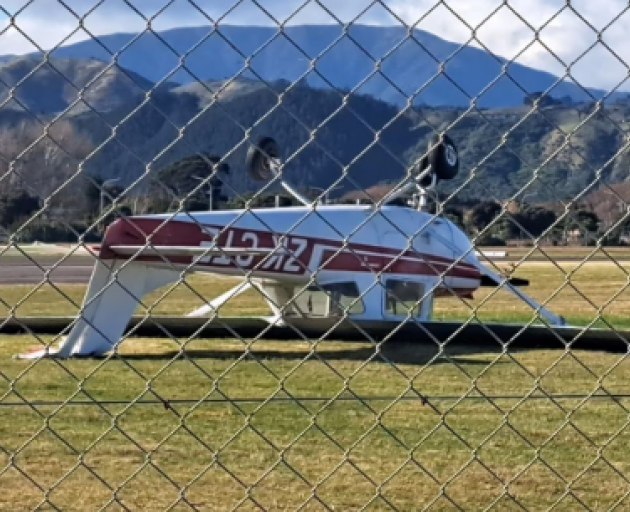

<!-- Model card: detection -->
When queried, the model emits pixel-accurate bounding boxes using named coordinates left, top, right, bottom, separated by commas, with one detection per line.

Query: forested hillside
left=0, top=55, right=629, bottom=242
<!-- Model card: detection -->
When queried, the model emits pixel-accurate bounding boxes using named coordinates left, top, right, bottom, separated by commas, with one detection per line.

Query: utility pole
left=99, top=178, right=120, bottom=230
left=192, top=176, right=213, bottom=211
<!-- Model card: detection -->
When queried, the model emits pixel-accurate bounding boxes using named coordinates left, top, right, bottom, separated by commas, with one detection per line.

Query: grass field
left=2, top=259, right=630, bottom=328
left=3, top=337, right=630, bottom=510
left=2, top=258, right=630, bottom=510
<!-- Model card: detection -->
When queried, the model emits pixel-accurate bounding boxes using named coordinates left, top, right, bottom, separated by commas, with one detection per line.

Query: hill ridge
left=1, top=23, right=623, bottom=108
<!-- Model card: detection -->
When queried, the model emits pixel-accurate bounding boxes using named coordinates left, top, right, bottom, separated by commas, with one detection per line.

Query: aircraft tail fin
left=16, top=260, right=179, bottom=359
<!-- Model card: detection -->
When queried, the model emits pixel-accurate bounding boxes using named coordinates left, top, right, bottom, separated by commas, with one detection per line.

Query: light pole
left=99, top=178, right=120, bottom=229
left=193, top=175, right=214, bottom=211
left=99, top=178, right=120, bottom=215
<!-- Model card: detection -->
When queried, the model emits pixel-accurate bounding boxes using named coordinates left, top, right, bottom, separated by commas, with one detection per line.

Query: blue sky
left=1, top=0, right=629, bottom=91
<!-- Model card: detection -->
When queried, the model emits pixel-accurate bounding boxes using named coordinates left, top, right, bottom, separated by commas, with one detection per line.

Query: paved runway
left=1, top=252, right=629, bottom=285
left=0, top=255, right=94, bottom=284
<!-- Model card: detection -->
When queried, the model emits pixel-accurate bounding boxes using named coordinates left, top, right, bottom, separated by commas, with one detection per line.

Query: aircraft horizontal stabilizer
left=109, top=245, right=285, bottom=258
left=480, top=274, right=530, bottom=287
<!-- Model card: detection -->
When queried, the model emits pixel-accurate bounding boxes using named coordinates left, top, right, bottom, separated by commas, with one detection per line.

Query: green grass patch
left=2, top=260, right=630, bottom=330
left=1, top=258, right=630, bottom=508
left=1, top=336, right=630, bottom=510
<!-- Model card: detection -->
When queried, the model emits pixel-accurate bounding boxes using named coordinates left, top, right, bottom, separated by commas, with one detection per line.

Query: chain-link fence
left=3, top=1, right=630, bottom=510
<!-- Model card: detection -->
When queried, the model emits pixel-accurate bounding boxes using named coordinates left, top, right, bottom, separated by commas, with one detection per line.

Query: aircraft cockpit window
left=293, top=282, right=365, bottom=317
left=385, top=280, right=425, bottom=318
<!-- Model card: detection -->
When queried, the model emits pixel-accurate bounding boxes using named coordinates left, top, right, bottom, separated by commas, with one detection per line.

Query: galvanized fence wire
left=1, top=0, right=630, bottom=510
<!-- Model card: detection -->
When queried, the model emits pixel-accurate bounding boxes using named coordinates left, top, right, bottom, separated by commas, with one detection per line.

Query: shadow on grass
left=108, top=341, right=517, bottom=367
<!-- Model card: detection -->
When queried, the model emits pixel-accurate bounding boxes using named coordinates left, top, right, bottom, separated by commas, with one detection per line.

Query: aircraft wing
left=108, top=245, right=283, bottom=257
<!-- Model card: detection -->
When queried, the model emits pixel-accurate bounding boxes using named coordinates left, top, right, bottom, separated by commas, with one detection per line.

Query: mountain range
left=0, top=24, right=624, bottom=108
left=0, top=54, right=626, bottom=207
left=0, top=25, right=628, bottom=211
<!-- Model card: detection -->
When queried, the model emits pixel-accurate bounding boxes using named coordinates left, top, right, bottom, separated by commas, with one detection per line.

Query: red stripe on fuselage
left=319, top=250, right=480, bottom=280
left=100, top=218, right=481, bottom=280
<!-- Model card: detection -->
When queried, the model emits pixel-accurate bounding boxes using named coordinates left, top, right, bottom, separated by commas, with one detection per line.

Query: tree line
left=1, top=145, right=629, bottom=247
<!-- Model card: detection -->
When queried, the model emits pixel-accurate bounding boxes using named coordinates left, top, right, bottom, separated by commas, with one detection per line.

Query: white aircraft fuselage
left=14, top=132, right=569, bottom=361
left=17, top=204, right=487, bottom=359
left=102, top=204, right=482, bottom=294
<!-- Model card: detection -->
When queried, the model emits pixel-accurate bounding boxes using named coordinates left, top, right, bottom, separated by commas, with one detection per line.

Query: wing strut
left=187, top=280, right=253, bottom=317
left=428, top=229, right=567, bottom=327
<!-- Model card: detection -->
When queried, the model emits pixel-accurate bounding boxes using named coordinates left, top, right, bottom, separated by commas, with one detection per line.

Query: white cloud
left=389, top=0, right=630, bottom=92
left=1, top=0, right=629, bottom=91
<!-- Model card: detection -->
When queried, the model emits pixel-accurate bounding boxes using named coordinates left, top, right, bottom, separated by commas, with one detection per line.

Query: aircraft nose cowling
left=447, top=221, right=479, bottom=265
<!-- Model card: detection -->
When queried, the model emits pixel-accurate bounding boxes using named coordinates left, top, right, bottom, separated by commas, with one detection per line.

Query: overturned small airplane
left=17, top=133, right=567, bottom=359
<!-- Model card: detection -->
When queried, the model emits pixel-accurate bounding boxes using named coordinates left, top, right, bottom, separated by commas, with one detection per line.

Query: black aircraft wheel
left=428, top=133, right=459, bottom=181
left=246, top=136, right=280, bottom=182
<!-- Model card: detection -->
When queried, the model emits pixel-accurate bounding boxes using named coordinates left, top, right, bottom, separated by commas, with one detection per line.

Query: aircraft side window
left=294, top=282, right=365, bottom=317
left=324, top=282, right=365, bottom=316
left=385, top=280, right=425, bottom=317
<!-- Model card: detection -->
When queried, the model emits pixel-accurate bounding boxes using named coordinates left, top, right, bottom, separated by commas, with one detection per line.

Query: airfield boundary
left=5, top=2, right=630, bottom=510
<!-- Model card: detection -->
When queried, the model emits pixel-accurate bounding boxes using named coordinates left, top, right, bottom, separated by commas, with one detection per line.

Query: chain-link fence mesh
left=3, top=1, right=630, bottom=510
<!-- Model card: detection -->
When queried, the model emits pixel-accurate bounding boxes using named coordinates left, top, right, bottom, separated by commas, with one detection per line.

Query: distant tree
left=442, top=204, right=465, bottom=229
left=0, top=120, right=94, bottom=222
left=150, top=153, right=230, bottom=211
left=573, top=209, right=600, bottom=233
left=513, top=206, right=558, bottom=238
left=558, top=208, right=600, bottom=244
left=84, top=176, right=104, bottom=215
left=467, top=200, right=503, bottom=234
left=0, top=190, right=40, bottom=228
left=475, top=233, right=507, bottom=247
